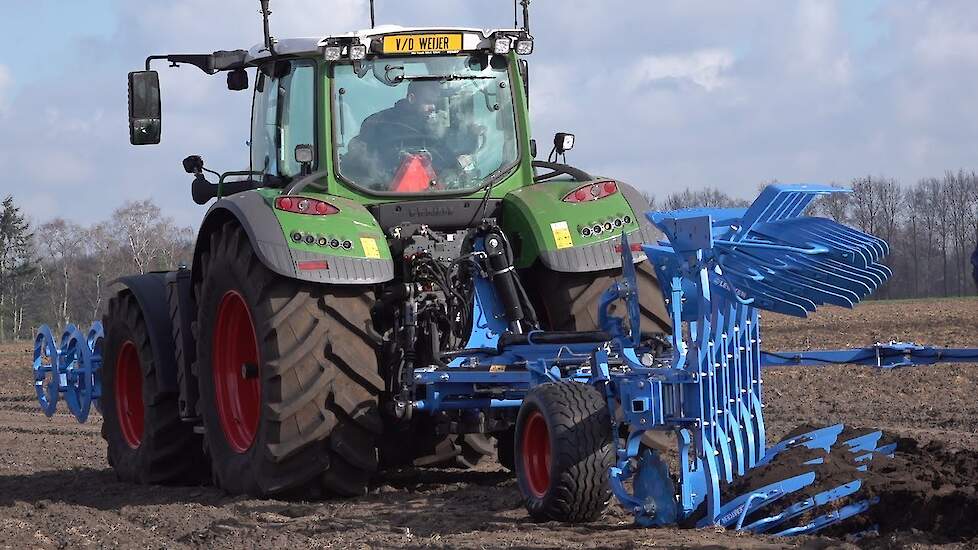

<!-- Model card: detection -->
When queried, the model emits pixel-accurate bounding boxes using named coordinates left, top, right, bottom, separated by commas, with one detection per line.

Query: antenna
left=520, top=0, right=531, bottom=33
left=513, top=0, right=518, bottom=28
left=370, top=0, right=376, bottom=28
left=259, top=0, right=275, bottom=54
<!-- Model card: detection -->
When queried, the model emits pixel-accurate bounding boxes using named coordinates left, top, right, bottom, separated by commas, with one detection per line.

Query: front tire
left=101, top=292, right=207, bottom=484
left=515, top=381, right=613, bottom=522
left=194, top=222, right=383, bottom=497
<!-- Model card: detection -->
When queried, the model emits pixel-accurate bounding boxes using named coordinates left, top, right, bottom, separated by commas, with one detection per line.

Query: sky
left=1, top=0, right=977, bottom=229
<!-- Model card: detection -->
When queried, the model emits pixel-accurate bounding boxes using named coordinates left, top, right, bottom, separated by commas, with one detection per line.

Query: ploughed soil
left=1, top=297, right=976, bottom=549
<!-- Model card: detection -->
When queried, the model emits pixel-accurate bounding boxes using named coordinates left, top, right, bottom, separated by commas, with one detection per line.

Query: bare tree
left=810, top=182, right=851, bottom=223
left=662, top=187, right=750, bottom=210
left=38, top=219, right=85, bottom=328
left=110, top=200, right=192, bottom=274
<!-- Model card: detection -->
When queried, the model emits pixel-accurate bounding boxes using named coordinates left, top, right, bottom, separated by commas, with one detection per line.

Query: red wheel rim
left=213, top=290, right=261, bottom=453
left=522, top=410, right=551, bottom=498
left=115, top=341, right=144, bottom=448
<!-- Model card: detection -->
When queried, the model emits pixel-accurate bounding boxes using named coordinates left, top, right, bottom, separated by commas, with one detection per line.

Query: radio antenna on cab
left=259, top=0, right=276, bottom=55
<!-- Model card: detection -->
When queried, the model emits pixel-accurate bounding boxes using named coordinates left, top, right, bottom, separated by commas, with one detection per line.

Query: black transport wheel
left=194, top=221, right=383, bottom=497
left=515, top=381, right=613, bottom=522
left=101, top=292, right=207, bottom=483
left=525, top=261, right=672, bottom=334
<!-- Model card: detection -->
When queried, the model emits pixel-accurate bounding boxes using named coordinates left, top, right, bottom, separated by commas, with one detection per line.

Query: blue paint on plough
left=32, top=321, right=104, bottom=423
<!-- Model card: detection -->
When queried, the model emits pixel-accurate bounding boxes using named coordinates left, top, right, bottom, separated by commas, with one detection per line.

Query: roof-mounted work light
left=349, top=43, right=367, bottom=60
left=324, top=45, right=342, bottom=61
left=515, top=39, right=534, bottom=55
left=493, top=37, right=512, bottom=55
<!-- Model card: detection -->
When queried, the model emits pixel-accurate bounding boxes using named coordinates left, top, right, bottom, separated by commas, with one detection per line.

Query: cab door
left=250, top=60, right=317, bottom=184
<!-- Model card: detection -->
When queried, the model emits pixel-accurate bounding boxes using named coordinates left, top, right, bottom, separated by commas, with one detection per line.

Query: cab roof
left=245, top=25, right=525, bottom=64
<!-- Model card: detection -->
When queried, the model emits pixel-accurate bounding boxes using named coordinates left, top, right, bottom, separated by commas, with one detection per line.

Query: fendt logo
left=407, top=205, right=454, bottom=218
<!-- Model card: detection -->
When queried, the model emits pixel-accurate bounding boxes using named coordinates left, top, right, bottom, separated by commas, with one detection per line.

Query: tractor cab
left=129, top=26, right=540, bottom=204
left=327, top=27, right=528, bottom=195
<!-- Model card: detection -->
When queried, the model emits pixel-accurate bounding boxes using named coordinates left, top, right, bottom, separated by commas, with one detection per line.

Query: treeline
left=0, top=173, right=975, bottom=341
left=0, top=197, right=192, bottom=341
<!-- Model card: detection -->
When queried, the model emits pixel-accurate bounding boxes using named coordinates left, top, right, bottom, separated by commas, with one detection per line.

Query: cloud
left=0, top=64, right=10, bottom=113
left=628, top=49, right=735, bottom=92
left=2, top=0, right=978, bottom=229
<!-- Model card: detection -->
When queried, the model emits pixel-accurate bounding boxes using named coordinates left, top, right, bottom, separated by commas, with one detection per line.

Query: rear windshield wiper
left=399, top=74, right=495, bottom=82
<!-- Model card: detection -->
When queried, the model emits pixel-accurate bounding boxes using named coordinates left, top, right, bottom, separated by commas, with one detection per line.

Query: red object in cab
left=390, top=153, right=438, bottom=193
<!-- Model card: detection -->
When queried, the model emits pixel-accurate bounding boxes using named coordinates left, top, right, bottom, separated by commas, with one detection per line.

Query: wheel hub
left=115, top=340, right=144, bottom=448
left=522, top=410, right=551, bottom=498
left=213, top=290, right=261, bottom=453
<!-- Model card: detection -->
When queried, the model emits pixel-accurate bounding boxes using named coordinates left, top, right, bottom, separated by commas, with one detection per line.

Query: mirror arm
left=145, top=50, right=249, bottom=74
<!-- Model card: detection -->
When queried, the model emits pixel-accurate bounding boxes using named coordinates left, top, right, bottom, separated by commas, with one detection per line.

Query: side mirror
left=128, top=71, right=161, bottom=145
left=227, top=68, right=249, bottom=91
left=554, top=132, right=575, bottom=154
left=182, top=155, right=204, bottom=174
left=294, top=144, right=314, bottom=175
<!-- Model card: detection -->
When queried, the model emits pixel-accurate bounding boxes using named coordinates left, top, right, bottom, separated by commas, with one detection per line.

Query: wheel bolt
left=241, top=363, right=259, bottom=379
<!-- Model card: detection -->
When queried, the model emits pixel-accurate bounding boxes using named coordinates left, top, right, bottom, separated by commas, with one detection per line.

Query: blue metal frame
left=30, top=184, right=978, bottom=536
left=32, top=321, right=103, bottom=423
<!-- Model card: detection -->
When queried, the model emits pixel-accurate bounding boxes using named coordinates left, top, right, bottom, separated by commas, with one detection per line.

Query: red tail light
left=274, top=196, right=339, bottom=215
left=614, top=243, right=645, bottom=253
left=563, top=181, right=618, bottom=203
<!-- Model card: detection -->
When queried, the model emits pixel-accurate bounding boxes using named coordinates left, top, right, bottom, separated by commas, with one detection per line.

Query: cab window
left=250, top=60, right=317, bottom=183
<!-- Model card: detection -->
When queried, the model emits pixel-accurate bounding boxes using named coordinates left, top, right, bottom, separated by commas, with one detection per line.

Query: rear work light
left=349, top=43, right=367, bottom=60
left=274, top=196, right=339, bottom=215
left=563, top=181, right=618, bottom=203
left=493, top=37, right=512, bottom=54
left=324, top=46, right=342, bottom=61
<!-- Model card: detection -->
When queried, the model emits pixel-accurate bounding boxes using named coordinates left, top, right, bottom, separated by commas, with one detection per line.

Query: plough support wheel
left=515, top=381, right=613, bottom=522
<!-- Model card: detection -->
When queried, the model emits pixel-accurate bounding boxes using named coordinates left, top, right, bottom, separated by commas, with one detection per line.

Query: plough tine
left=759, top=424, right=844, bottom=465
left=771, top=498, right=877, bottom=536
left=698, top=471, right=817, bottom=529
left=743, top=479, right=863, bottom=534
left=842, top=430, right=884, bottom=453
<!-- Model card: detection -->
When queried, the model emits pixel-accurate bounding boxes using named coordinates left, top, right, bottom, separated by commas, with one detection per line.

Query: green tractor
left=110, top=0, right=670, bottom=497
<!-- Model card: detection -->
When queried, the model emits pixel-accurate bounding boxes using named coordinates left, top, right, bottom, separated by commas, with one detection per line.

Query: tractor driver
left=341, top=80, right=482, bottom=191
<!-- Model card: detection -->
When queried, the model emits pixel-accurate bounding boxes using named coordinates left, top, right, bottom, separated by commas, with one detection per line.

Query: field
left=1, top=297, right=976, bottom=549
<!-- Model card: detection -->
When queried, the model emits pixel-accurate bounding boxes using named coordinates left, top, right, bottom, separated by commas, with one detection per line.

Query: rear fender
left=110, top=273, right=179, bottom=395
left=191, top=190, right=394, bottom=288
left=501, top=180, right=658, bottom=272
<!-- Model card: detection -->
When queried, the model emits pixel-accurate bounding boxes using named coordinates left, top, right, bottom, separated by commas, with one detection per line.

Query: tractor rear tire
left=194, top=221, right=383, bottom=497
left=101, top=292, right=208, bottom=484
left=515, top=381, right=613, bottom=522
left=526, top=262, right=672, bottom=334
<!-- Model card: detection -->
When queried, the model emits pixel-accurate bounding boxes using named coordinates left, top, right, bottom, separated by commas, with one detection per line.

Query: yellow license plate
left=382, top=33, right=462, bottom=55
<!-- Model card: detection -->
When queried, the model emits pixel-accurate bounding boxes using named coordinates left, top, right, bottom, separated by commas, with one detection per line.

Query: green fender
left=501, top=180, right=658, bottom=272
left=191, top=189, right=393, bottom=286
